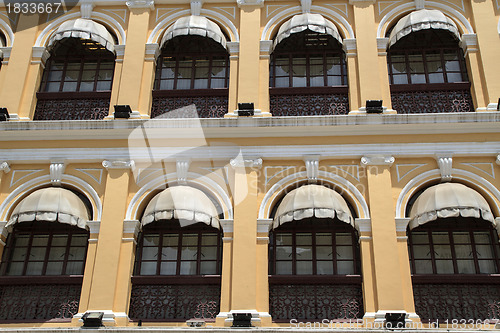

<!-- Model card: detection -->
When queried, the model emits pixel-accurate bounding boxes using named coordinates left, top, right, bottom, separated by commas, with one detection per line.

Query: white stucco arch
left=148, top=9, right=239, bottom=45
left=377, top=2, right=474, bottom=39
left=258, top=171, right=370, bottom=221
left=35, top=12, right=126, bottom=47
left=261, top=5, right=354, bottom=42
left=126, top=172, right=233, bottom=222
left=0, top=18, right=15, bottom=46
left=396, top=169, right=500, bottom=219
left=0, top=174, right=102, bottom=223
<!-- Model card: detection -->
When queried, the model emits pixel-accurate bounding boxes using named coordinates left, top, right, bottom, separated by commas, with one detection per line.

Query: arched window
left=129, top=186, right=223, bottom=322
left=387, top=9, right=473, bottom=113
left=268, top=185, right=363, bottom=321
left=34, top=19, right=116, bottom=120
left=407, top=183, right=500, bottom=321
left=0, top=187, right=90, bottom=321
left=270, top=14, right=348, bottom=116
left=151, top=16, right=229, bottom=119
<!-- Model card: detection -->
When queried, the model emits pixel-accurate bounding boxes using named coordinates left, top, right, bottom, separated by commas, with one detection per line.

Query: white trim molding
left=343, top=38, right=357, bottom=56
left=126, top=0, right=154, bottom=10
left=395, top=218, right=410, bottom=232
left=230, top=157, right=263, bottom=169
left=257, top=218, right=273, bottom=233
left=355, top=218, right=371, bottom=233
left=361, top=155, right=395, bottom=166
left=87, top=220, right=101, bottom=234
left=102, top=160, right=135, bottom=170
left=220, top=219, right=234, bottom=234
left=123, top=220, right=141, bottom=238
left=237, top=0, right=264, bottom=7
left=144, top=43, right=160, bottom=62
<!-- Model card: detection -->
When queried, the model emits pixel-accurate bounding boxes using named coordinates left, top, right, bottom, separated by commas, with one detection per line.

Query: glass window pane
left=161, top=245, right=177, bottom=260
left=62, top=82, right=78, bottom=91
left=32, top=235, right=48, bottom=246
left=193, top=79, right=208, bottom=89
left=276, top=261, right=292, bottom=274
left=79, top=81, right=94, bottom=92
left=316, top=261, right=333, bottom=275
left=292, top=76, right=307, bottom=87
left=142, top=247, right=159, bottom=260
left=276, top=233, right=292, bottom=246
left=160, top=80, right=174, bottom=90
left=30, top=247, right=46, bottom=260
left=181, top=246, right=198, bottom=260
left=475, top=245, right=494, bottom=259
left=140, top=262, right=157, bottom=275
left=337, top=246, right=354, bottom=260
left=195, top=66, right=209, bottom=79
left=97, top=69, right=113, bottom=80
left=316, top=233, right=332, bottom=245
left=96, top=81, right=112, bottom=91
left=180, top=261, right=197, bottom=275
left=68, top=247, right=86, bottom=261
left=296, top=246, right=312, bottom=260
left=200, top=246, right=217, bottom=260
left=48, top=247, right=66, bottom=260
left=336, top=234, right=353, bottom=245
left=446, top=72, right=463, bottom=83
left=453, top=232, right=471, bottom=243
left=26, top=262, right=44, bottom=275
left=71, top=235, right=87, bottom=246
left=163, top=235, right=178, bottom=246
left=81, top=71, right=96, bottom=81
left=46, top=82, right=61, bottom=92
left=413, top=245, right=431, bottom=259
left=143, top=235, right=159, bottom=246
left=479, top=260, right=497, bottom=274
left=316, top=246, right=332, bottom=260
left=435, top=260, right=454, bottom=274
left=310, top=76, right=324, bottom=87
left=160, top=262, right=176, bottom=275
left=296, top=233, right=312, bottom=245
left=177, top=67, right=192, bottom=79
left=326, top=60, right=342, bottom=75
left=161, top=68, right=175, bottom=79
left=414, top=260, right=433, bottom=274
left=276, top=246, right=293, bottom=260
left=390, top=54, right=406, bottom=63
left=428, top=73, right=444, bottom=83
left=433, top=244, right=452, bottom=259
left=52, top=235, right=68, bottom=246
left=211, top=67, right=226, bottom=78
left=210, top=79, right=226, bottom=89
left=182, top=235, right=198, bottom=246
left=444, top=59, right=460, bottom=72
left=457, top=259, right=475, bottom=274
left=64, top=70, right=79, bottom=81
left=454, top=244, right=473, bottom=258
left=6, top=262, right=24, bottom=275
left=392, top=74, right=408, bottom=84
left=327, top=76, right=342, bottom=86
left=275, top=77, right=289, bottom=87
left=296, top=261, right=313, bottom=275
left=66, top=261, right=84, bottom=275
left=200, top=261, right=217, bottom=275
left=474, top=232, right=491, bottom=244
left=410, top=74, right=426, bottom=84
left=391, top=63, right=407, bottom=75
left=11, top=247, right=28, bottom=261
left=411, top=232, right=429, bottom=244
left=48, top=71, right=63, bottom=81
left=426, top=61, right=443, bottom=73
left=13, top=235, right=30, bottom=247
left=176, top=79, right=191, bottom=89
left=83, top=63, right=97, bottom=70
left=46, top=262, right=64, bottom=275
left=51, top=61, right=65, bottom=70
left=66, top=63, right=81, bottom=71
left=337, top=261, right=355, bottom=275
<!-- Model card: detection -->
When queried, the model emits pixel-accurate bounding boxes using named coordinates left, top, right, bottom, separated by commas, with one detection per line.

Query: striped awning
left=272, top=184, right=353, bottom=230
left=6, top=187, right=90, bottom=231
left=160, top=15, right=227, bottom=50
left=48, top=18, right=116, bottom=53
left=388, top=9, right=460, bottom=48
left=409, top=183, right=495, bottom=230
left=273, top=13, right=342, bottom=50
left=142, top=186, right=220, bottom=229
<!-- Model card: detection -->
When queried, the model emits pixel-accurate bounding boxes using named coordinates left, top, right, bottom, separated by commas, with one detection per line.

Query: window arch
left=269, top=13, right=349, bottom=116
left=0, top=187, right=90, bottom=321
left=407, top=183, right=500, bottom=321
left=268, top=184, right=363, bottom=321
left=129, top=186, right=223, bottom=321
left=386, top=9, right=473, bottom=114
left=34, top=19, right=117, bottom=121
left=151, top=16, right=229, bottom=119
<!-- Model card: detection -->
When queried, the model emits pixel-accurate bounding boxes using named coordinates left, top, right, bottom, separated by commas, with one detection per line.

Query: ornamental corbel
left=0, top=162, right=10, bottom=173
left=360, top=155, right=395, bottom=166
left=414, top=0, right=424, bottom=9
left=496, top=155, right=500, bottom=166
left=436, top=155, right=452, bottom=182
left=50, top=161, right=66, bottom=186
left=300, top=0, right=311, bottom=13
left=145, top=43, right=160, bottom=62
left=190, top=0, right=203, bottom=15
left=80, top=1, right=94, bottom=18
left=304, top=155, right=319, bottom=183
left=176, top=159, right=191, bottom=184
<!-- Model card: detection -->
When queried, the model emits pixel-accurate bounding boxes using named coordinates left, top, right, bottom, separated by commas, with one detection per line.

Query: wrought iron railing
left=151, top=89, right=228, bottom=119
left=269, top=277, right=363, bottom=321
left=390, top=83, right=474, bottom=114
left=270, top=87, right=349, bottom=116
left=413, top=277, right=500, bottom=322
left=129, top=277, right=221, bottom=321
left=34, top=92, right=110, bottom=120
left=0, top=277, right=82, bottom=321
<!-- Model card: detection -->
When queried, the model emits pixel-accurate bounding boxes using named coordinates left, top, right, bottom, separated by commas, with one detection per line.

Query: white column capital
left=257, top=218, right=273, bottom=233
left=220, top=219, right=234, bottom=233
left=0, top=162, right=10, bottom=173
left=343, top=38, right=357, bottom=56
left=87, top=220, right=101, bottom=235
left=361, top=155, right=395, bottom=166
left=496, top=155, right=500, bottom=166
left=123, top=220, right=141, bottom=238
left=460, top=34, right=478, bottom=54
left=355, top=218, right=371, bottom=233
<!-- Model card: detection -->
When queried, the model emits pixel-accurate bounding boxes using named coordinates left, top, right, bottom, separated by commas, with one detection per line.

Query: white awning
left=6, top=188, right=90, bottom=231
left=160, top=15, right=227, bottom=50
left=48, top=18, right=115, bottom=53
left=272, top=184, right=353, bottom=230
left=409, top=183, right=495, bottom=230
left=142, top=186, right=220, bottom=229
left=273, top=13, right=342, bottom=51
left=388, top=9, right=460, bottom=48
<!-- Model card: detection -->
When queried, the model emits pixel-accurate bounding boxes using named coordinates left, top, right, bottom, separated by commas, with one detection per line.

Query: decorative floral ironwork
left=151, top=95, right=227, bottom=119
left=34, top=97, right=110, bottom=120
left=413, top=284, right=500, bottom=321
left=391, top=89, right=473, bottom=114
left=129, top=284, right=221, bottom=320
left=270, top=92, right=349, bottom=116
left=0, top=284, right=81, bottom=321
left=269, top=284, right=363, bottom=320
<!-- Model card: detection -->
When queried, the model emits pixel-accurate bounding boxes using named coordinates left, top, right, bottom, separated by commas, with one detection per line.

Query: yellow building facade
left=0, top=0, right=499, bottom=329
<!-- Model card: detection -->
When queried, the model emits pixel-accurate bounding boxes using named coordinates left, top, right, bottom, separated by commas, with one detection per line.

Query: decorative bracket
left=360, top=155, right=395, bottom=166
left=304, top=155, right=319, bottom=183
left=80, top=1, right=94, bottom=18
left=300, top=0, right=311, bottom=13
left=176, top=159, right=191, bottom=184
left=414, top=0, right=424, bottom=9
left=190, top=0, right=203, bottom=15
left=50, top=162, right=66, bottom=186
left=230, top=157, right=263, bottom=169
left=436, top=155, right=453, bottom=182
left=145, top=43, right=160, bottom=62
left=102, top=160, right=135, bottom=170
left=0, top=162, right=10, bottom=173
left=496, top=155, right=500, bottom=166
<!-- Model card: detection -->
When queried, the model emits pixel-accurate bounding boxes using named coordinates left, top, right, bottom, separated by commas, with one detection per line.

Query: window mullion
left=449, top=229, right=459, bottom=274
left=157, top=230, right=164, bottom=276
left=469, top=230, right=481, bottom=274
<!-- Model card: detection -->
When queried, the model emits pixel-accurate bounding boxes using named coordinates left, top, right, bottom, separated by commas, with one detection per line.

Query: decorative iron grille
left=34, top=93, right=110, bottom=120
left=129, top=284, right=221, bottom=320
left=151, top=91, right=228, bottom=119
left=0, top=284, right=81, bottom=321
left=270, top=88, right=349, bottom=116
left=390, top=85, right=473, bottom=114
left=269, top=284, right=363, bottom=321
left=413, top=283, right=500, bottom=321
